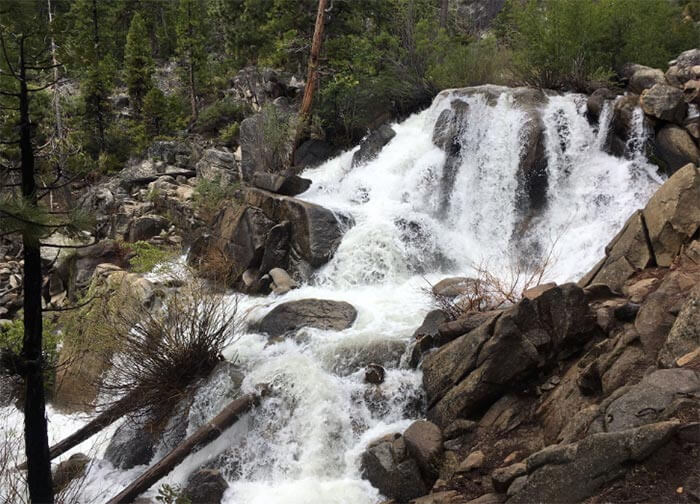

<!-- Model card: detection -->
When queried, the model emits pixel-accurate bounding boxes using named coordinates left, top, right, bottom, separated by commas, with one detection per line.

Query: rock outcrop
left=581, top=163, right=700, bottom=289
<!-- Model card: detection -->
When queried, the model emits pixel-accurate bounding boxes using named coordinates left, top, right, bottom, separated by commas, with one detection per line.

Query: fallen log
left=106, top=388, right=266, bottom=504
left=17, top=394, right=134, bottom=470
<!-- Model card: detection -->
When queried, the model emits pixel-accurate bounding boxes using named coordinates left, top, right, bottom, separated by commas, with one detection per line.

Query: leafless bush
left=96, top=275, right=241, bottom=428
left=426, top=241, right=558, bottom=321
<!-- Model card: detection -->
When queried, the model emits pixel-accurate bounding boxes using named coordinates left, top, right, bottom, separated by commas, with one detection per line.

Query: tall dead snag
left=292, top=0, right=328, bottom=164
left=299, top=0, right=328, bottom=122
left=106, top=390, right=266, bottom=504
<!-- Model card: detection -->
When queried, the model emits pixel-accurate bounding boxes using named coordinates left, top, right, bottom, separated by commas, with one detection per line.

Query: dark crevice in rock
left=639, top=210, right=658, bottom=267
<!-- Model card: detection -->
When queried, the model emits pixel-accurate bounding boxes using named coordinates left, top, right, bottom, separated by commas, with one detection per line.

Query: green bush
left=427, top=36, right=513, bottom=90
left=127, top=241, right=177, bottom=274
left=194, top=98, right=250, bottom=135
left=0, top=319, right=60, bottom=391
left=193, top=176, right=240, bottom=222
left=497, top=0, right=699, bottom=90
left=218, top=121, right=240, bottom=147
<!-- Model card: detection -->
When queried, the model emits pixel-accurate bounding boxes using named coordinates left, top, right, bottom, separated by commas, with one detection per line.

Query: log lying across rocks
left=106, top=388, right=267, bottom=504
left=17, top=394, right=135, bottom=470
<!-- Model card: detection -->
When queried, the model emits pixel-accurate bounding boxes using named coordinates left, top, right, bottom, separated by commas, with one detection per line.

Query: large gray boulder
left=245, top=188, right=346, bottom=269
left=251, top=171, right=311, bottom=196
left=653, top=125, right=700, bottom=176
left=640, top=84, right=687, bottom=124
left=603, top=369, right=700, bottom=432
left=643, top=163, right=700, bottom=266
left=423, top=284, right=599, bottom=427
left=628, top=66, right=666, bottom=94
left=184, top=469, right=229, bottom=504
left=403, top=420, right=443, bottom=484
left=196, top=148, right=238, bottom=185
left=666, top=49, right=700, bottom=87
left=104, top=420, right=156, bottom=470
left=581, top=163, right=700, bottom=288
left=257, top=298, right=358, bottom=337
left=361, top=433, right=429, bottom=502
left=658, top=284, right=700, bottom=367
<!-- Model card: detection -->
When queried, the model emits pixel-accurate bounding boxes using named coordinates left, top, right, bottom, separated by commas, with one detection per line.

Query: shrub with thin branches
left=95, top=275, right=241, bottom=428
left=427, top=244, right=557, bottom=321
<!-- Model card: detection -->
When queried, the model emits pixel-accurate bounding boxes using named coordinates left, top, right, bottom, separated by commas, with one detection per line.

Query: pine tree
left=125, top=12, right=154, bottom=114
left=176, top=0, right=207, bottom=122
left=65, top=0, right=114, bottom=157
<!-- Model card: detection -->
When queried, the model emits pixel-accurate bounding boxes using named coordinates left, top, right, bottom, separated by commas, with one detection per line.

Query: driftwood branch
left=106, top=388, right=267, bottom=504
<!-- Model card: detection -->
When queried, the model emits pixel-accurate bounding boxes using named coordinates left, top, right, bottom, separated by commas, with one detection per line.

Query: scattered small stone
left=457, top=450, right=485, bottom=472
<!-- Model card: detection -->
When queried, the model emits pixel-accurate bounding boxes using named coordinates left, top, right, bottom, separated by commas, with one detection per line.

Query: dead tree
left=106, top=389, right=267, bottom=504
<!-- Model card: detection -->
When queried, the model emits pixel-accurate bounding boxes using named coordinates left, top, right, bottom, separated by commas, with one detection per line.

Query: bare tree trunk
left=18, top=35, right=54, bottom=504
left=91, top=0, right=106, bottom=152
left=47, top=0, right=73, bottom=210
left=291, top=0, right=328, bottom=167
left=186, top=1, right=198, bottom=122
left=299, top=0, right=328, bottom=121
left=106, top=391, right=264, bottom=504
left=439, top=0, right=449, bottom=29
left=18, top=395, right=134, bottom=470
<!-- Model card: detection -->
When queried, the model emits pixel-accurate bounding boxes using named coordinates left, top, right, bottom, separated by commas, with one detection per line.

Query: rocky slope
left=361, top=162, right=700, bottom=504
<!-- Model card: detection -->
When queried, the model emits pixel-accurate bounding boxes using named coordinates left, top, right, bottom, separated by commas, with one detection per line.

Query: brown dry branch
left=426, top=237, right=560, bottom=321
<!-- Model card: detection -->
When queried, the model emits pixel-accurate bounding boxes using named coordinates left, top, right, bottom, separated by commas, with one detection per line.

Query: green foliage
left=156, top=484, right=191, bottom=504
left=125, top=13, right=155, bottom=113
left=127, top=241, right=177, bottom=274
left=497, top=0, right=699, bottom=89
left=194, top=98, right=250, bottom=135
left=427, top=36, right=512, bottom=90
left=176, top=0, right=209, bottom=118
left=143, top=88, right=187, bottom=138
left=0, top=319, right=61, bottom=391
left=218, top=122, right=240, bottom=147
left=193, top=177, right=240, bottom=222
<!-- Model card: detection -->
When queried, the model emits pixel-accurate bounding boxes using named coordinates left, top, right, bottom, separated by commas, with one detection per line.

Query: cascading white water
left=0, top=88, right=663, bottom=504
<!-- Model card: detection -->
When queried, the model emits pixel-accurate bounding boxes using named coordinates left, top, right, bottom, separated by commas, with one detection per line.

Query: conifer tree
left=176, top=0, right=207, bottom=122
left=65, top=0, right=114, bottom=157
left=125, top=12, right=154, bottom=115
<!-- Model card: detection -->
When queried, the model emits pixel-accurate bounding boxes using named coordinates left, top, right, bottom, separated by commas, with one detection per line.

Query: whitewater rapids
left=1, top=88, right=662, bottom=503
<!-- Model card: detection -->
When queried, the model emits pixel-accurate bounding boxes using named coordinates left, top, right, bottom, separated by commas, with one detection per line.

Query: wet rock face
left=184, top=469, right=229, bottom=504
left=351, top=124, right=396, bottom=168
left=104, top=420, right=157, bottom=470
left=361, top=433, right=429, bottom=502
left=256, top=298, right=358, bottom=337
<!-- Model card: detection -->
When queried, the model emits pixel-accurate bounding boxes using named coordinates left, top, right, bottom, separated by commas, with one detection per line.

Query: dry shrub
left=97, top=275, right=241, bottom=428
left=199, top=246, right=242, bottom=290
left=0, top=408, right=94, bottom=504
left=428, top=243, right=558, bottom=321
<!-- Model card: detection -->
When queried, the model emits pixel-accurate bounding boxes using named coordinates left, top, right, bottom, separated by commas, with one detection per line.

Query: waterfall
left=2, top=88, right=662, bottom=504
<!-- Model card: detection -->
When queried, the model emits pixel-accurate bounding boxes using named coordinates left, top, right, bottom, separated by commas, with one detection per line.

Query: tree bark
left=106, top=391, right=264, bottom=504
left=298, top=0, right=328, bottom=122
left=439, top=0, right=449, bottom=29
left=91, top=0, right=106, bottom=152
left=18, top=35, right=54, bottom=504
